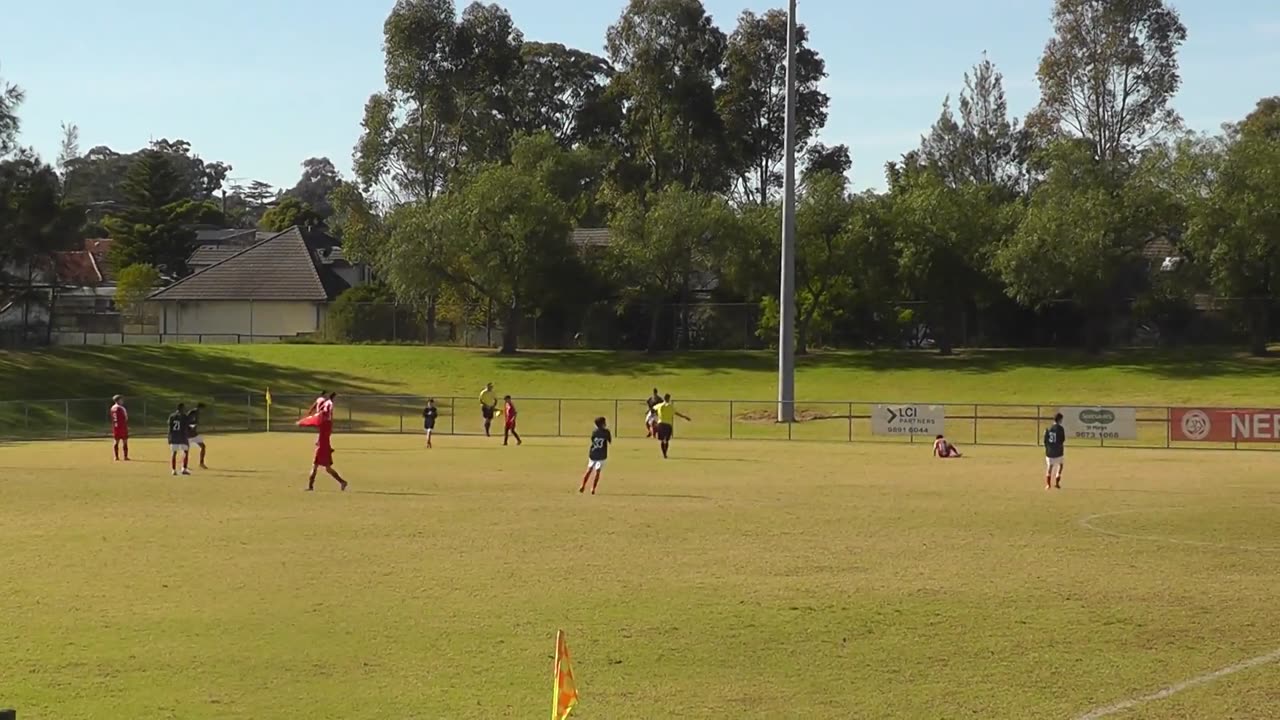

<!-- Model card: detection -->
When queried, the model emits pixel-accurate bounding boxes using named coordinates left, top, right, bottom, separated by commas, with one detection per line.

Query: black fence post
left=1, top=707, right=17, bottom=719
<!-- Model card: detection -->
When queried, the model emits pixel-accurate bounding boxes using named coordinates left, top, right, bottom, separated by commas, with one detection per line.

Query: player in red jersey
left=307, top=392, right=348, bottom=492
left=502, top=395, right=522, bottom=446
left=110, top=395, right=130, bottom=461
left=933, top=434, right=962, bottom=458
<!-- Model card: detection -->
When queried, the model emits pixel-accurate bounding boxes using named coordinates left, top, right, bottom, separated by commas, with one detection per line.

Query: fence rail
left=2, top=394, right=1277, bottom=451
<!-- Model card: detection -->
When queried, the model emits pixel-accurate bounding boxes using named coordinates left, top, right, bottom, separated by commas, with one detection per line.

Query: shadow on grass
left=0, top=345, right=379, bottom=400
left=490, top=347, right=1280, bottom=381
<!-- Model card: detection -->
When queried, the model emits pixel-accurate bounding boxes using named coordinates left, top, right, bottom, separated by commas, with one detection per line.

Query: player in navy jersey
left=167, top=403, right=191, bottom=476
left=1044, top=413, right=1066, bottom=489
left=580, top=417, right=612, bottom=495
left=422, top=399, right=439, bottom=448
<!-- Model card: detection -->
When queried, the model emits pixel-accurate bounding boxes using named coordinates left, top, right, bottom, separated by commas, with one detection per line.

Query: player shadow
left=673, top=456, right=760, bottom=464
left=357, top=490, right=435, bottom=498
left=606, top=492, right=712, bottom=501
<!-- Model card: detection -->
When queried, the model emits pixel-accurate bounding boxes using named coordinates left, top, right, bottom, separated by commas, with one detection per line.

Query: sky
left=5, top=0, right=1279, bottom=193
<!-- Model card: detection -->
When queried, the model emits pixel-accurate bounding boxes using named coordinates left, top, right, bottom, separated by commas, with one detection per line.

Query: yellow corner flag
left=551, top=630, right=579, bottom=720
left=265, top=388, right=273, bottom=432
left=266, top=387, right=273, bottom=406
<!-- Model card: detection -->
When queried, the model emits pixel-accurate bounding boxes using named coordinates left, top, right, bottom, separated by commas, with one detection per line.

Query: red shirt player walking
left=502, top=395, right=523, bottom=446
left=110, top=394, right=130, bottom=461
left=307, top=392, right=348, bottom=492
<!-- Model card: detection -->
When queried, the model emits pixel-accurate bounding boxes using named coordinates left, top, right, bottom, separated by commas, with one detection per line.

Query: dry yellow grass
left=1, top=432, right=1277, bottom=719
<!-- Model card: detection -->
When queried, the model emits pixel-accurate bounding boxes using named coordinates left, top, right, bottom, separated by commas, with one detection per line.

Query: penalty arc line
left=1073, top=647, right=1280, bottom=720
left=1080, top=504, right=1280, bottom=548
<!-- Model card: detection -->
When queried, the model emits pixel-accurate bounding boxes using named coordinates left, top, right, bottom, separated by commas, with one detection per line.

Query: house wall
left=156, top=300, right=325, bottom=338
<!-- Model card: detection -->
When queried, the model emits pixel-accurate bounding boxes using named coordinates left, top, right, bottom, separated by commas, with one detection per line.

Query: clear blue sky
left=5, top=0, right=1278, bottom=192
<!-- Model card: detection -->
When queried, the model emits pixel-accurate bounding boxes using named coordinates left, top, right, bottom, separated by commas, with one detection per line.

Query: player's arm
left=676, top=410, right=692, bottom=422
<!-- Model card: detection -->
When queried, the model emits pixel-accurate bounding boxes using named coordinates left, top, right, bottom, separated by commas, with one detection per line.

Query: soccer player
left=307, top=391, right=328, bottom=416
left=653, top=394, right=691, bottom=459
left=110, top=394, right=130, bottom=461
left=645, top=388, right=662, bottom=438
left=187, top=402, right=209, bottom=469
left=580, top=417, right=612, bottom=495
left=422, top=399, right=439, bottom=448
left=1044, top=412, right=1066, bottom=490
left=933, top=434, right=962, bottom=458
left=307, top=394, right=348, bottom=492
left=479, top=383, right=498, bottom=437
left=502, top=395, right=523, bottom=446
left=167, top=403, right=191, bottom=476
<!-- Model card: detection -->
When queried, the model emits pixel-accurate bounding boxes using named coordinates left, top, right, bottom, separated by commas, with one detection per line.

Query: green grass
left=3, top=344, right=1280, bottom=404
left=2, top=434, right=1277, bottom=719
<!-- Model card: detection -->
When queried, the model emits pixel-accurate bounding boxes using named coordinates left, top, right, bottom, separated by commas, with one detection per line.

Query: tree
left=892, top=170, right=1019, bottom=353
left=1183, top=98, right=1280, bottom=355
left=0, top=157, right=82, bottom=338
left=102, top=150, right=202, bottom=273
left=994, top=141, right=1162, bottom=350
left=609, top=184, right=737, bottom=351
left=114, top=263, right=160, bottom=322
left=718, top=9, right=829, bottom=205
left=286, top=157, right=345, bottom=219
left=241, top=180, right=277, bottom=208
left=802, top=143, right=852, bottom=184
left=1033, top=0, right=1188, bottom=164
left=918, top=55, right=1027, bottom=192
left=429, top=163, right=575, bottom=354
left=260, top=196, right=325, bottom=232
left=56, top=123, right=80, bottom=177
left=605, top=0, right=730, bottom=197
left=510, top=42, right=615, bottom=146
left=510, top=131, right=607, bottom=226
left=355, top=0, right=523, bottom=203
left=0, top=69, right=21, bottom=159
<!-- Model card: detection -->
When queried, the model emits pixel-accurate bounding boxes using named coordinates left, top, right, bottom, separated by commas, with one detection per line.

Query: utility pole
left=777, top=0, right=798, bottom=423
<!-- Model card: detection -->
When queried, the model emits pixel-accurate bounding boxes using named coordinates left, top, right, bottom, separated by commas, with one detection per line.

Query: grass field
left=2, top=433, right=1278, bottom=719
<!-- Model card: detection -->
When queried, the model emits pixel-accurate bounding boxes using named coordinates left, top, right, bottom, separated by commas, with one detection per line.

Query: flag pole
left=266, top=388, right=272, bottom=433
left=777, top=0, right=798, bottom=424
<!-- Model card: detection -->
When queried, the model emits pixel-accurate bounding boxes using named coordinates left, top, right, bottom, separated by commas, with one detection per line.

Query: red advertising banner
left=1171, top=408, right=1280, bottom=443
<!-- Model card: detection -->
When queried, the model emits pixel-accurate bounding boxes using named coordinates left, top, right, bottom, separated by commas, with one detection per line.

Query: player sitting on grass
left=933, top=434, right=962, bottom=458
left=168, top=403, right=191, bottom=476
left=580, top=417, right=612, bottom=495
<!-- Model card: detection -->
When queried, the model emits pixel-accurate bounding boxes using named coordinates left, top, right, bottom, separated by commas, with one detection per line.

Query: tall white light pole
left=777, top=0, right=797, bottom=423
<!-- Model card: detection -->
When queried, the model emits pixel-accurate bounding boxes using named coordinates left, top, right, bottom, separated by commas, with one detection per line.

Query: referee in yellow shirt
left=479, top=383, right=498, bottom=437
left=653, top=393, right=691, bottom=459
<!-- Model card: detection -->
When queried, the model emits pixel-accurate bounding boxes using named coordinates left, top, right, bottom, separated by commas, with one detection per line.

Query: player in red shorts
left=110, top=394, right=130, bottom=461
left=933, top=434, right=962, bottom=458
left=307, top=393, right=348, bottom=492
left=502, top=395, right=523, bottom=446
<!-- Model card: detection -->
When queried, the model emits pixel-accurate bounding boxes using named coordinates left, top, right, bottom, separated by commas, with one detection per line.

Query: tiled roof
left=53, top=251, right=104, bottom=286
left=84, top=239, right=116, bottom=282
left=195, top=228, right=258, bottom=245
left=188, top=245, right=246, bottom=268
left=570, top=228, right=610, bottom=247
left=148, top=227, right=350, bottom=302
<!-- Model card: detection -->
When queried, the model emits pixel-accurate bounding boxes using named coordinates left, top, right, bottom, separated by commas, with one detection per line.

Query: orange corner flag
left=551, top=630, right=579, bottom=720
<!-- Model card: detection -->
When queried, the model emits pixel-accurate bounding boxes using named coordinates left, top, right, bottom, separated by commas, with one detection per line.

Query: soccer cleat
left=171, top=470, right=177, bottom=476
left=339, top=480, right=349, bottom=492
left=181, top=469, right=192, bottom=476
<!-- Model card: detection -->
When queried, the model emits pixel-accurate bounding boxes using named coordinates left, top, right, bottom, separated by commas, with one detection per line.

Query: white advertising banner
left=872, top=404, right=945, bottom=437
left=1059, top=406, right=1138, bottom=441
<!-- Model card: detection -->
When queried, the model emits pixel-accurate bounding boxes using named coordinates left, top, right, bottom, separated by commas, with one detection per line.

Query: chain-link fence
left=3, top=394, right=1277, bottom=451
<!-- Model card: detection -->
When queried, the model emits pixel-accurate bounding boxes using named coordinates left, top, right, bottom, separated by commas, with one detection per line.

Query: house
left=147, top=226, right=357, bottom=338
left=0, top=239, right=120, bottom=340
left=188, top=229, right=274, bottom=273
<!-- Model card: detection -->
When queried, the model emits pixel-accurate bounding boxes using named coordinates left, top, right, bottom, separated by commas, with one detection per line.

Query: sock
left=592, top=474, right=600, bottom=492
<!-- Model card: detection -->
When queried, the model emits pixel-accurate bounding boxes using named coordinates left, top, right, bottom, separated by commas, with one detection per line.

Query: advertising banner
left=1059, top=407, right=1138, bottom=441
left=872, top=404, right=945, bottom=437
left=1171, top=408, right=1280, bottom=443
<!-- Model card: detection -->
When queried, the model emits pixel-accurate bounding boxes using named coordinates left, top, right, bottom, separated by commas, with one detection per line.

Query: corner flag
left=551, top=630, right=579, bottom=720
left=265, top=388, right=273, bottom=432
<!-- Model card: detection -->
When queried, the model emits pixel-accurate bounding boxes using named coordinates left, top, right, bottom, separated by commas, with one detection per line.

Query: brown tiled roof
left=84, top=239, right=115, bottom=282
left=188, top=245, right=246, bottom=268
left=53, top=251, right=104, bottom=285
left=148, top=227, right=350, bottom=302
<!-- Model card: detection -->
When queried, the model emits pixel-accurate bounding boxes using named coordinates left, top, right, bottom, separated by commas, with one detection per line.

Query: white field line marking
left=1078, top=508, right=1280, bottom=553
left=1073, top=647, right=1280, bottom=720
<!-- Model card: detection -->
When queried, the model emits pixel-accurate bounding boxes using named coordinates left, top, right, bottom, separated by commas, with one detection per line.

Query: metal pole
left=557, top=399, right=563, bottom=437
left=450, top=397, right=456, bottom=435
left=65, top=400, right=70, bottom=438
left=973, top=404, right=979, bottom=445
left=776, top=0, right=798, bottom=424
left=729, top=401, right=734, bottom=439
left=848, top=402, right=853, bottom=442
left=613, top=399, right=619, bottom=438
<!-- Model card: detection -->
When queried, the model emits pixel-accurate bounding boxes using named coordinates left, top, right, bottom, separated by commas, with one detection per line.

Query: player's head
left=486, top=382, right=494, bottom=391
left=595, top=416, right=607, bottom=429
left=935, top=434, right=944, bottom=440
left=503, top=395, right=512, bottom=402
left=196, top=402, right=205, bottom=410
left=427, top=398, right=435, bottom=407
left=328, top=392, right=338, bottom=399
left=112, top=394, right=122, bottom=404
left=652, top=387, right=659, bottom=395
left=664, top=393, right=672, bottom=402
left=177, top=402, right=186, bottom=412
left=1054, top=413, right=1064, bottom=424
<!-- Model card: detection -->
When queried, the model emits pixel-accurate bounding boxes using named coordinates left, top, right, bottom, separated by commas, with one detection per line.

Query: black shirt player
left=1044, top=413, right=1066, bottom=490
left=422, top=399, right=439, bottom=448
left=580, top=417, right=613, bottom=495
left=167, top=403, right=191, bottom=476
